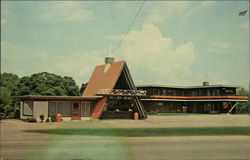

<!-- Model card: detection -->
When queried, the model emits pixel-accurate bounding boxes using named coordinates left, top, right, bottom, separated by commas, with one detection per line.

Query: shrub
left=0, top=113, right=5, bottom=120
left=4, top=106, right=13, bottom=117
left=51, top=115, right=57, bottom=122
left=40, top=114, right=45, bottom=122
left=45, top=118, right=50, bottom=122
left=148, top=111, right=158, bottom=115
left=14, top=109, right=20, bottom=119
left=27, top=118, right=37, bottom=123
left=236, top=103, right=249, bottom=114
left=6, top=112, right=14, bottom=119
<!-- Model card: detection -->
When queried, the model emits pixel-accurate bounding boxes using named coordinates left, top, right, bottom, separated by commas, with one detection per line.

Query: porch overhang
left=13, top=95, right=103, bottom=101
left=96, top=89, right=147, bottom=97
left=141, top=99, right=248, bottom=102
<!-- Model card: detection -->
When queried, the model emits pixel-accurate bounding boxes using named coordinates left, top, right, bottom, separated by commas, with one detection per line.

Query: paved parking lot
left=1, top=115, right=250, bottom=160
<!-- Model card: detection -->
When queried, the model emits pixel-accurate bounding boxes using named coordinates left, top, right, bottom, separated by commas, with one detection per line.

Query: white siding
left=33, top=101, right=48, bottom=120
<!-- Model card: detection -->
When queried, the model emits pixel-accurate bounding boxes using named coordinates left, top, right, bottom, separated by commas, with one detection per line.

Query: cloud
left=49, top=51, right=103, bottom=85
left=41, top=1, right=94, bottom=23
left=1, top=18, right=7, bottom=25
left=145, top=1, right=215, bottom=24
left=145, top=1, right=187, bottom=24
left=185, top=1, right=215, bottom=17
left=200, top=1, right=216, bottom=9
left=1, top=41, right=102, bottom=86
left=211, top=41, right=230, bottom=50
left=240, top=21, right=249, bottom=32
left=110, top=24, right=196, bottom=85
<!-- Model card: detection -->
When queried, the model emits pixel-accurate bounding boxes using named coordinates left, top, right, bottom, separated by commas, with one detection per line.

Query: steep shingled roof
left=82, top=61, right=125, bottom=96
left=82, top=60, right=147, bottom=119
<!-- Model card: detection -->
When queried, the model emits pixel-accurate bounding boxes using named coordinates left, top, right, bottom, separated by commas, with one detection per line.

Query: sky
left=1, top=1, right=249, bottom=88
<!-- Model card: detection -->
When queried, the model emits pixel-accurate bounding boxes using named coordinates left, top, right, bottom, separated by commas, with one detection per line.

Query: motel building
left=16, top=57, right=248, bottom=121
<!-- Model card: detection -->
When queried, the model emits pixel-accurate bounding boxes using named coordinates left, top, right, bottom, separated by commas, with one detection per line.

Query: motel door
left=71, top=102, right=81, bottom=120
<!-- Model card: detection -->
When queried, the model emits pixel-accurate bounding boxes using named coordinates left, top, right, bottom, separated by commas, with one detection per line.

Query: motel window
left=57, top=102, right=64, bottom=114
left=163, top=89, right=167, bottom=95
left=167, top=89, right=172, bottom=95
left=81, top=101, right=91, bottom=117
left=193, top=103, right=197, bottom=113
left=184, top=90, right=188, bottom=96
left=210, top=89, right=213, bottom=96
left=173, top=90, right=177, bottom=96
left=48, top=102, right=56, bottom=116
left=147, top=89, right=153, bottom=95
left=211, top=89, right=220, bottom=96
left=204, top=104, right=211, bottom=112
left=191, top=90, right=197, bottom=96
left=48, top=101, right=71, bottom=117
left=207, top=89, right=210, bottom=96
left=23, top=101, right=33, bottom=116
left=153, top=89, right=158, bottom=95
left=198, top=89, right=202, bottom=96
left=63, top=102, right=71, bottom=116
left=159, top=89, right=163, bottom=95
left=177, top=89, right=182, bottom=96
left=211, top=104, right=216, bottom=112
left=201, top=89, right=207, bottom=96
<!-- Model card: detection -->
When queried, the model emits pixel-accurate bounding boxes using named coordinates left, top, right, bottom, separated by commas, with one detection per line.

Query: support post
left=228, top=102, right=239, bottom=114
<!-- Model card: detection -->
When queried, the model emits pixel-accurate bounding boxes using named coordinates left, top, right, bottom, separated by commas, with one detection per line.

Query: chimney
left=203, top=81, right=209, bottom=86
left=105, top=57, right=114, bottom=64
left=104, top=57, right=114, bottom=73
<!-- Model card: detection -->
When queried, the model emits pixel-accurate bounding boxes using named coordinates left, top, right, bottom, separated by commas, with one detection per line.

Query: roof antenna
left=104, top=42, right=114, bottom=72
left=202, top=63, right=209, bottom=86
left=205, top=64, right=208, bottom=81
left=109, top=42, right=112, bottom=57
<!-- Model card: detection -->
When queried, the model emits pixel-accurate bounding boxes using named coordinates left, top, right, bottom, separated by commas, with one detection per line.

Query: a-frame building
left=83, top=58, right=147, bottom=119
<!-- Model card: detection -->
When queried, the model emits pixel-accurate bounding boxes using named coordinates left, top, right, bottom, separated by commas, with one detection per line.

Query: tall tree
left=16, top=72, right=80, bottom=96
left=80, top=83, right=88, bottom=95
left=0, top=73, right=20, bottom=116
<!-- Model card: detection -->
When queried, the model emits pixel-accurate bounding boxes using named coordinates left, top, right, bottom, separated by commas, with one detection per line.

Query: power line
left=112, top=0, right=145, bottom=54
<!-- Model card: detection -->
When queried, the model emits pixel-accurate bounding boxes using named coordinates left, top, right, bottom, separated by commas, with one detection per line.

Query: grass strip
left=26, top=126, right=250, bottom=137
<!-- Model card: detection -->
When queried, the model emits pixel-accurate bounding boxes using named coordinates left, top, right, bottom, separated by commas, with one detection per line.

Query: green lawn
left=150, top=113, right=209, bottom=116
left=26, top=126, right=250, bottom=137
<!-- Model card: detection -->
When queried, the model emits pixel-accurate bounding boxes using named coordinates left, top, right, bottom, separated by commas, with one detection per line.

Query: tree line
left=0, top=72, right=87, bottom=119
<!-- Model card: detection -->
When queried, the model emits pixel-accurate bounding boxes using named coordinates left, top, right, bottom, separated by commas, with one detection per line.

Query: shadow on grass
left=153, top=113, right=208, bottom=116
left=25, top=127, right=250, bottom=137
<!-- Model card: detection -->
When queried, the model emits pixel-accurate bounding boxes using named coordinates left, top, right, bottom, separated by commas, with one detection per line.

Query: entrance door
left=71, top=102, right=81, bottom=120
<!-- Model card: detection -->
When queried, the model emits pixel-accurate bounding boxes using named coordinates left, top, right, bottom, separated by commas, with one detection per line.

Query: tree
left=0, top=73, right=19, bottom=96
left=16, top=72, right=80, bottom=96
left=62, top=76, right=80, bottom=96
left=80, top=83, right=88, bottom=95
left=0, top=73, right=20, bottom=115
left=236, top=87, right=249, bottom=113
left=0, top=86, right=11, bottom=113
left=237, top=87, right=248, bottom=96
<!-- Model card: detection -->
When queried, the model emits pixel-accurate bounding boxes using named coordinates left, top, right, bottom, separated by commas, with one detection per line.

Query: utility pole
left=238, top=9, right=250, bottom=112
